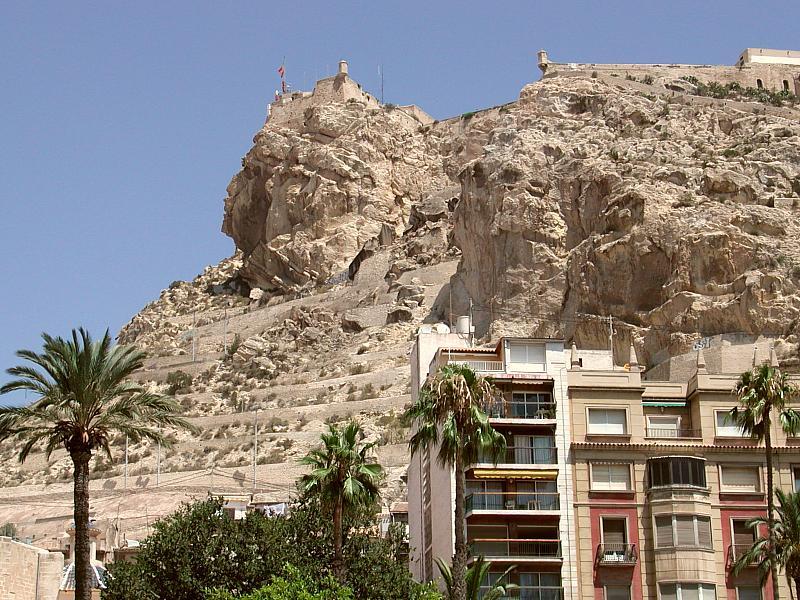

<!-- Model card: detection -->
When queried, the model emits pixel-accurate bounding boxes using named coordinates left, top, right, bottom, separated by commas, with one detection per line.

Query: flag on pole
left=277, top=65, right=285, bottom=78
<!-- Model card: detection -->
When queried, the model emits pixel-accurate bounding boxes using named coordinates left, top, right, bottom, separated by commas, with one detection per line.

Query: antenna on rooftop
left=379, top=64, right=384, bottom=103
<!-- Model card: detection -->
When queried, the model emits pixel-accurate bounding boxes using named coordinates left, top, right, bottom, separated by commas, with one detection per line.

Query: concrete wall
left=0, top=537, right=63, bottom=600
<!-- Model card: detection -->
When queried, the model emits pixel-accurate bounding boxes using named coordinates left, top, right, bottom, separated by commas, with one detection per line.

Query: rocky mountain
left=3, top=71, right=800, bottom=542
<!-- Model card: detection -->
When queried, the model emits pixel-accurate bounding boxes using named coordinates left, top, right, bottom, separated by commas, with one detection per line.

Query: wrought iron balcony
left=478, top=446, right=557, bottom=465
left=596, top=543, right=637, bottom=565
left=728, top=544, right=761, bottom=566
left=469, top=538, right=562, bottom=559
left=487, top=401, right=557, bottom=420
left=479, top=586, right=564, bottom=600
left=466, top=492, right=560, bottom=513
left=645, top=427, right=701, bottom=439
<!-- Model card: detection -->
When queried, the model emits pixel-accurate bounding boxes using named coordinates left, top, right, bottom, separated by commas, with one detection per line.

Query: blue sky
left=1, top=0, right=798, bottom=405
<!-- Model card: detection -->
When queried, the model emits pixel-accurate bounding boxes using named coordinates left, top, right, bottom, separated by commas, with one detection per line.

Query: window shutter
left=736, top=587, right=761, bottom=600
left=722, top=466, right=760, bottom=492
left=592, top=464, right=609, bottom=489
left=696, top=517, right=712, bottom=548
left=602, top=519, right=626, bottom=545
left=608, top=465, right=631, bottom=490
left=605, top=586, right=631, bottom=600
left=675, top=516, right=695, bottom=546
left=700, top=584, right=717, bottom=600
left=588, top=409, right=626, bottom=434
left=655, top=516, right=673, bottom=547
left=733, top=520, right=756, bottom=546
left=681, top=585, right=700, bottom=600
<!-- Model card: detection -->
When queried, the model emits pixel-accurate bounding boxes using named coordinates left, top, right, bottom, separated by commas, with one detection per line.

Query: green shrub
left=166, top=370, right=193, bottom=395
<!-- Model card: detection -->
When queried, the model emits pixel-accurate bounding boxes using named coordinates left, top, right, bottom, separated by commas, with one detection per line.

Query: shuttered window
left=606, top=586, right=631, bottom=600
left=588, top=408, right=627, bottom=435
left=655, top=515, right=712, bottom=549
left=591, top=463, right=632, bottom=491
left=716, top=411, right=745, bottom=437
left=720, top=466, right=761, bottom=493
left=737, top=587, right=761, bottom=600
left=602, top=518, right=627, bottom=545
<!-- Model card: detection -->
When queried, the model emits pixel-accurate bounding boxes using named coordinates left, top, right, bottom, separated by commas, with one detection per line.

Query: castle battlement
left=537, top=48, right=800, bottom=95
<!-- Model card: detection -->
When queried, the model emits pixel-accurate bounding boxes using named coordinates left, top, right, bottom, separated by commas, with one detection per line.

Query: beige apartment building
left=409, top=329, right=800, bottom=600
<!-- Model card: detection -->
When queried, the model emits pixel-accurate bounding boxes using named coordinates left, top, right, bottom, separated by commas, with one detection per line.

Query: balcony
left=488, top=401, right=557, bottom=421
left=728, top=544, right=761, bottom=567
left=466, top=492, right=560, bottom=514
left=645, top=427, right=701, bottom=439
left=469, top=539, right=562, bottom=560
left=596, top=543, right=638, bottom=565
left=479, top=446, right=558, bottom=466
left=449, top=359, right=504, bottom=373
left=479, top=586, right=564, bottom=600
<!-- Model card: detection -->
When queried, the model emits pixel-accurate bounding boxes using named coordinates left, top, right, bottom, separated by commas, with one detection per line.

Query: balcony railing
left=645, top=427, right=701, bottom=439
left=466, top=492, right=560, bottom=512
left=488, top=401, right=557, bottom=420
left=449, top=360, right=504, bottom=373
left=479, top=586, right=564, bottom=600
left=728, top=544, right=761, bottom=566
left=469, top=539, right=562, bottom=559
left=479, top=446, right=558, bottom=465
left=596, top=543, right=637, bottom=565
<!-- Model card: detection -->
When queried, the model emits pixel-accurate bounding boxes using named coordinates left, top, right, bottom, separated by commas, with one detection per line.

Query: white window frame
left=793, top=466, right=800, bottom=493
left=715, top=410, right=746, bottom=437
left=719, top=464, right=762, bottom=493
left=587, top=406, right=629, bottom=436
left=506, top=342, right=546, bottom=373
left=590, top=462, right=633, bottom=492
left=600, top=515, right=629, bottom=545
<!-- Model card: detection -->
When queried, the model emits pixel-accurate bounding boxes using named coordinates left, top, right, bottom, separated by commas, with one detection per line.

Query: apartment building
left=408, top=328, right=611, bottom=599
left=570, top=345, right=799, bottom=600
left=408, top=329, right=800, bottom=600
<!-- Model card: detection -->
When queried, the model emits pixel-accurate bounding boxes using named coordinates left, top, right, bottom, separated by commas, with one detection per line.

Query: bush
left=0, top=522, right=17, bottom=538
left=207, top=565, right=354, bottom=599
left=166, top=370, right=193, bottom=395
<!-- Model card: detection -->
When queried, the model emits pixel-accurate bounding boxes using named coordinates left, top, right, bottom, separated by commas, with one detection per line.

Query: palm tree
left=730, top=363, right=800, bottom=600
left=0, top=329, right=196, bottom=600
left=299, top=420, right=383, bottom=581
left=732, top=489, right=800, bottom=600
left=436, top=556, right=518, bottom=600
left=406, top=364, right=506, bottom=600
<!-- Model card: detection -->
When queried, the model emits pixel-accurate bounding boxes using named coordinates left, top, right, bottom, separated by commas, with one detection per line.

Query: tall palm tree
left=732, top=489, right=800, bottom=600
left=406, top=364, right=506, bottom=600
left=435, top=555, right=518, bottom=600
left=299, top=420, right=383, bottom=581
left=731, top=363, right=800, bottom=600
left=0, top=328, right=196, bottom=600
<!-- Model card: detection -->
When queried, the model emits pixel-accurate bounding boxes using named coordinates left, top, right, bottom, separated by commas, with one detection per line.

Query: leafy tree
left=206, top=565, right=354, bottom=600
left=732, top=490, right=800, bottom=600
left=0, top=329, right=195, bottom=600
left=103, top=496, right=434, bottom=600
left=731, top=363, right=800, bottom=600
left=435, top=556, right=517, bottom=600
left=405, top=364, right=505, bottom=600
left=299, top=421, right=382, bottom=580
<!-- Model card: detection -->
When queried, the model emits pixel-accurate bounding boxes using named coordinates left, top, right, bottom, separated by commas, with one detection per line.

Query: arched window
left=756, top=79, right=764, bottom=89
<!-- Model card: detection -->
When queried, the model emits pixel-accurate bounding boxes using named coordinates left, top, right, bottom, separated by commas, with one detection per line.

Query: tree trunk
left=793, top=577, right=800, bottom=600
left=333, top=494, right=344, bottom=581
left=71, top=449, right=92, bottom=600
left=765, top=408, right=780, bottom=600
left=451, top=453, right=467, bottom=600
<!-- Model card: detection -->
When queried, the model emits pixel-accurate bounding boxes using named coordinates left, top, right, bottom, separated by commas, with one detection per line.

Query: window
left=647, top=457, right=707, bottom=488
left=508, top=343, right=546, bottom=371
left=716, top=411, right=745, bottom=437
left=732, top=519, right=756, bottom=547
left=510, top=392, right=555, bottom=419
left=602, top=517, right=627, bottom=544
left=518, top=573, right=561, bottom=600
left=794, top=466, right=800, bottom=492
left=648, top=415, right=680, bottom=437
left=757, top=79, right=764, bottom=89
left=737, top=586, right=761, bottom=600
left=588, top=408, right=628, bottom=435
left=591, top=463, right=632, bottom=491
left=654, top=515, right=712, bottom=549
left=606, top=586, right=631, bottom=600
left=720, top=465, right=761, bottom=493
left=783, top=80, right=790, bottom=92
left=660, top=583, right=717, bottom=600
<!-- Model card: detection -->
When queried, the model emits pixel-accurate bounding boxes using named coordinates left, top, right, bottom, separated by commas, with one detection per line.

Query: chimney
left=696, top=348, right=708, bottom=374
left=570, top=341, right=580, bottom=369
left=628, top=342, right=640, bottom=372
left=338, top=60, right=349, bottom=76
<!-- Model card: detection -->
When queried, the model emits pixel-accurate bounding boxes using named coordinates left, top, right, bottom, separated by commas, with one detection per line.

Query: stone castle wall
left=267, top=73, right=381, bottom=129
left=0, top=537, right=63, bottom=600
left=543, top=62, right=800, bottom=95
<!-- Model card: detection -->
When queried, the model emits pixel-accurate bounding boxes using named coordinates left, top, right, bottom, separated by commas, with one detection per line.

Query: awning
left=472, top=469, right=558, bottom=480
